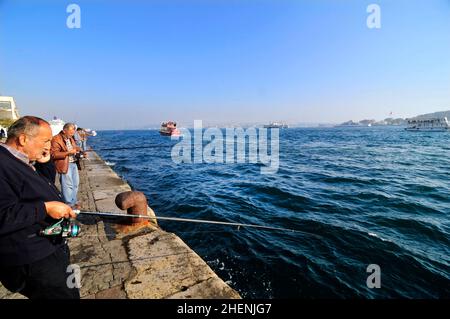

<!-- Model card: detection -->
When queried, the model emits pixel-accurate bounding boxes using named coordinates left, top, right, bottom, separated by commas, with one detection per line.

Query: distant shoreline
left=94, top=125, right=407, bottom=132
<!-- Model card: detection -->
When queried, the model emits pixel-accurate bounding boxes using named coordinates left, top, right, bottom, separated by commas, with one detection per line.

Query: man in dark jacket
left=0, top=116, right=79, bottom=299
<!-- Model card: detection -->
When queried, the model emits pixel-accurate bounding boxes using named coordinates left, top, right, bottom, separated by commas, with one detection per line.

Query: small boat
left=160, top=121, right=181, bottom=136
left=263, top=122, right=289, bottom=129
left=84, top=128, right=97, bottom=137
left=405, top=117, right=450, bottom=131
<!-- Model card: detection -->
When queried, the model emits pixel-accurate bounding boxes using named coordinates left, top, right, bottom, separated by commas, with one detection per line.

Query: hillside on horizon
left=413, top=110, right=450, bottom=120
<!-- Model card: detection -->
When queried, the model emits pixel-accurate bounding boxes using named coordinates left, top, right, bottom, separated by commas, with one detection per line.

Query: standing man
left=81, top=129, right=88, bottom=152
left=0, top=116, right=79, bottom=299
left=74, top=127, right=83, bottom=150
left=51, top=123, right=81, bottom=209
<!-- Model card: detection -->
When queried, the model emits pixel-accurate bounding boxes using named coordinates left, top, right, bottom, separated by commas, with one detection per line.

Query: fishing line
left=77, top=211, right=306, bottom=234
left=76, top=210, right=326, bottom=240
left=69, top=213, right=327, bottom=269
left=79, top=229, right=246, bottom=237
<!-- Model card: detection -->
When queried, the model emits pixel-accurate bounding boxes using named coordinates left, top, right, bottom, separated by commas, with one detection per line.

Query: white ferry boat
left=48, top=117, right=65, bottom=136
left=405, top=117, right=450, bottom=131
left=263, top=122, right=289, bottom=129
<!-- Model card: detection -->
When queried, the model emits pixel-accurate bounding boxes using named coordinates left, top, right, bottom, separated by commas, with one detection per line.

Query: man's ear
left=18, top=134, right=28, bottom=146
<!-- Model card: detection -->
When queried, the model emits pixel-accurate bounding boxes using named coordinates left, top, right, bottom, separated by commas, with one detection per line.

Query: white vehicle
left=405, top=117, right=450, bottom=132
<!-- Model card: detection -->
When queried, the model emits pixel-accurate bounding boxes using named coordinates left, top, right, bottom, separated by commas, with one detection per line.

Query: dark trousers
left=0, top=245, right=80, bottom=299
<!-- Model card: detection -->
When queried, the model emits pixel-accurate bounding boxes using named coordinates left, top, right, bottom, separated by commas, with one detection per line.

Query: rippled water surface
left=90, top=127, right=450, bottom=298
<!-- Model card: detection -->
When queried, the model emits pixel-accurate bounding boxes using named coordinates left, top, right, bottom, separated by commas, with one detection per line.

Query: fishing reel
left=40, top=218, right=81, bottom=238
left=75, top=152, right=86, bottom=160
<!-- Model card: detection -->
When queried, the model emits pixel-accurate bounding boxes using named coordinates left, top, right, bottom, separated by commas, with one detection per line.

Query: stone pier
left=0, top=151, right=240, bottom=299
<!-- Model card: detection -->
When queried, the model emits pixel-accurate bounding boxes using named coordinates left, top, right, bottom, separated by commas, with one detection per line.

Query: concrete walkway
left=0, top=152, right=240, bottom=299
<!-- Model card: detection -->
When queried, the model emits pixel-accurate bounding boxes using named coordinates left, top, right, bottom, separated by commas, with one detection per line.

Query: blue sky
left=0, top=0, right=449, bottom=129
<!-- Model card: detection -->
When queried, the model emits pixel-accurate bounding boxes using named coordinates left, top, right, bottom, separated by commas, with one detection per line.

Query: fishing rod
left=77, top=211, right=301, bottom=233
left=40, top=210, right=303, bottom=238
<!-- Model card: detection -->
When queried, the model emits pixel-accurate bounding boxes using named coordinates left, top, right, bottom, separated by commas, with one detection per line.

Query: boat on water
left=85, top=128, right=97, bottom=137
left=49, top=117, right=65, bottom=136
left=263, top=122, right=289, bottom=129
left=48, top=117, right=97, bottom=137
left=405, top=117, right=450, bottom=131
left=160, top=121, right=181, bottom=136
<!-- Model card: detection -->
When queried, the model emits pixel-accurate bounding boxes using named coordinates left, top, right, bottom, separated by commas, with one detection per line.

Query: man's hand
left=44, top=201, right=78, bottom=219
left=68, top=149, right=77, bottom=155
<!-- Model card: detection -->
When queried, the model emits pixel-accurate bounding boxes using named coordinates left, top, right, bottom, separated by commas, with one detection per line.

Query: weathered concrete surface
left=0, top=151, right=240, bottom=299
left=125, top=232, right=240, bottom=299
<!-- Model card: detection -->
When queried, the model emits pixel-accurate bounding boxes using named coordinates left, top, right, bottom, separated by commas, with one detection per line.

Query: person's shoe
left=72, top=204, right=81, bottom=210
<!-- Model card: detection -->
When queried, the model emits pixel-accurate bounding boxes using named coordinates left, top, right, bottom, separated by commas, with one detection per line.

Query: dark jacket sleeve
left=34, top=161, right=57, bottom=185
left=0, top=177, right=47, bottom=236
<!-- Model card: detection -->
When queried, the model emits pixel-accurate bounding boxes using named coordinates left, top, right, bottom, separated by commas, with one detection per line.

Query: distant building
left=0, top=96, right=20, bottom=121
